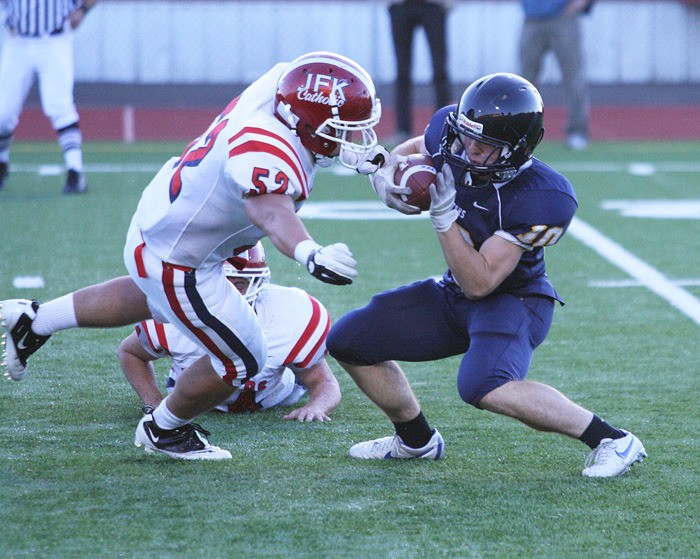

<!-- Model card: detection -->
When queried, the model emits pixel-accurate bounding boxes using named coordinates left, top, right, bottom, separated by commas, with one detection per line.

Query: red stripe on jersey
left=228, top=126, right=304, bottom=173
left=161, top=264, right=240, bottom=384
left=228, top=127, right=309, bottom=197
left=138, top=321, right=162, bottom=355
left=229, top=140, right=308, bottom=200
left=133, top=242, right=147, bottom=278
left=219, top=96, right=240, bottom=120
left=154, top=321, right=170, bottom=354
left=298, top=307, right=331, bottom=369
left=283, top=295, right=329, bottom=368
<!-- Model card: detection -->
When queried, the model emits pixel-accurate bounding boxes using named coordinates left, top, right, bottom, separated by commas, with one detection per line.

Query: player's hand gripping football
left=429, top=164, right=460, bottom=232
left=370, top=152, right=422, bottom=215
left=295, top=241, right=358, bottom=285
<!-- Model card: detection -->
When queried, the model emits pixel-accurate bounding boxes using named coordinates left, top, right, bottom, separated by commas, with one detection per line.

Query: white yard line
left=28, top=163, right=164, bottom=174
left=591, top=279, right=700, bottom=288
left=568, top=217, right=700, bottom=326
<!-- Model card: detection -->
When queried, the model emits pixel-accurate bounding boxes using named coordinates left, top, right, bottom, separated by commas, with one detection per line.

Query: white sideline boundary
left=567, top=217, right=700, bottom=326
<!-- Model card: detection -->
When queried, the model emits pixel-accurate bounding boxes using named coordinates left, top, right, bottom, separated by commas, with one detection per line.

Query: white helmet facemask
left=317, top=100, right=381, bottom=170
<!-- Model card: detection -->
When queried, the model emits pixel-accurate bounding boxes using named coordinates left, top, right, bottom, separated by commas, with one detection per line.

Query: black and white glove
left=429, top=164, right=459, bottom=232
left=294, top=240, right=358, bottom=285
left=370, top=153, right=422, bottom=215
left=340, top=145, right=389, bottom=175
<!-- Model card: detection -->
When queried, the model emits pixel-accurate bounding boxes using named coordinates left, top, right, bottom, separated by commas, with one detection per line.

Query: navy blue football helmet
left=440, top=73, right=544, bottom=186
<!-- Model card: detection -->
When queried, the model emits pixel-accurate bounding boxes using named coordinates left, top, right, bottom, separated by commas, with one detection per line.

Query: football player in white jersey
left=119, top=243, right=340, bottom=422
left=1, top=51, right=386, bottom=460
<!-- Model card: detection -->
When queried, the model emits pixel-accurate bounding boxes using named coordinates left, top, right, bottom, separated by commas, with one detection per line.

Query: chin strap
left=314, top=154, right=334, bottom=168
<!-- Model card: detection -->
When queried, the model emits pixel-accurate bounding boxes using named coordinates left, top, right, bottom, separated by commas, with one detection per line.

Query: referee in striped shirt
left=0, top=0, right=97, bottom=193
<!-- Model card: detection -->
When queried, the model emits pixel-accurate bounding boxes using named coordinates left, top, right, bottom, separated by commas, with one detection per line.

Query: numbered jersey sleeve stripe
left=228, top=126, right=305, bottom=173
left=228, top=126, right=309, bottom=197
left=283, top=295, right=331, bottom=369
left=229, top=140, right=309, bottom=200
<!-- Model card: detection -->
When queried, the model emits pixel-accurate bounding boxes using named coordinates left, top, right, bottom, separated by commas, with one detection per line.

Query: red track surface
left=14, top=104, right=700, bottom=142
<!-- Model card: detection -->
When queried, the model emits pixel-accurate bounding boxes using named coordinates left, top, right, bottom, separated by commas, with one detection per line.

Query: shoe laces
left=584, top=438, right=615, bottom=469
left=151, top=421, right=211, bottom=441
left=189, top=423, right=211, bottom=438
left=168, top=422, right=211, bottom=439
left=366, top=435, right=402, bottom=456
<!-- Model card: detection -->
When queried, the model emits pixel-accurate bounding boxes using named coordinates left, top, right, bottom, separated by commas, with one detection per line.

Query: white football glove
left=370, top=153, right=422, bottom=215
left=429, top=164, right=459, bottom=233
left=340, top=145, right=389, bottom=175
left=294, top=240, right=358, bottom=285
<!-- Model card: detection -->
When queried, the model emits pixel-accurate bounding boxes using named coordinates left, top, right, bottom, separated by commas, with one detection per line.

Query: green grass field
left=1, top=140, right=698, bottom=559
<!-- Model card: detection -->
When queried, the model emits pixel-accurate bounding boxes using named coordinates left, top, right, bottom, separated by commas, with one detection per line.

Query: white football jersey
left=129, top=63, right=318, bottom=268
left=133, top=284, right=330, bottom=412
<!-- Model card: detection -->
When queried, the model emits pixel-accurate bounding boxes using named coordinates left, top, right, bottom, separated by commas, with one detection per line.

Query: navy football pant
left=327, top=279, right=554, bottom=407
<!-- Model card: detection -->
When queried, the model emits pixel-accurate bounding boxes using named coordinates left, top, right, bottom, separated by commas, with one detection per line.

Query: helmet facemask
left=224, top=244, right=271, bottom=305
left=441, top=112, right=524, bottom=187
left=316, top=101, right=382, bottom=170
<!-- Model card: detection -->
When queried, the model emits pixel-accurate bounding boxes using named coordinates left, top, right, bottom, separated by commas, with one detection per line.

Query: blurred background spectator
left=386, top=0, right=452, bottom=144
left=518, top=0, right=595, bottom=151
left=2, top=1, right=698, bottom=146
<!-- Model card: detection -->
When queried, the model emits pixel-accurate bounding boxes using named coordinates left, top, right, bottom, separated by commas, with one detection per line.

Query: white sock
left=64, top=148, right=83, bottom=172
left=32, top=294, right=78, bottom=335
left=152, top=397, right=189, bottom=430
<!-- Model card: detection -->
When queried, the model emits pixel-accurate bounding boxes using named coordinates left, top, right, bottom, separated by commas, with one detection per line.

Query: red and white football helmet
left=224, top=243, right=272, bottom=304
left=274, top=51, right=381, bottom=169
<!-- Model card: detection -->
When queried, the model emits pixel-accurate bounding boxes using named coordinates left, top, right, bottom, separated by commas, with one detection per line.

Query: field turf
left=1, top=140, right=698, bottom=559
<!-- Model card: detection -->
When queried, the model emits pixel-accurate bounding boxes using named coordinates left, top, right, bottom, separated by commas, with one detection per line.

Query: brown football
left=393, top=153, right=437, bottom=212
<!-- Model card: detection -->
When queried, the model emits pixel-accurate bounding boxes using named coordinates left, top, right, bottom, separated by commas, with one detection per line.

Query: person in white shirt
left=0, top=0, right=96, bottom=193
left=1, top=51, right=386, bottom=460
left=118, top=243, right=340, bottom=422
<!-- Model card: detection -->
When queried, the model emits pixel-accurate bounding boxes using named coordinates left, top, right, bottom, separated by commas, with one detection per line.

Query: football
left=393, top=153, right=437, bottom=212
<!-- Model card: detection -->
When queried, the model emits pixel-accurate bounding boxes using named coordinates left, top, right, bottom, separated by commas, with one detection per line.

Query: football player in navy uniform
left=327, top=73, right=646, bottom=477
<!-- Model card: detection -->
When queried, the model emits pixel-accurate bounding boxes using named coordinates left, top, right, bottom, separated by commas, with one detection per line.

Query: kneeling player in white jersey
left=1, top=51, right=387, bottom=460
left=119, top=243, right=340, bottom=422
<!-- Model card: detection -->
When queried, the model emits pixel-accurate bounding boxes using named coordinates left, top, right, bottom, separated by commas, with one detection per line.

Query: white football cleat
left=1, top=299, right=51, bottom=381
left=582, top=430, right=647, bottom=478
left=349, top=429, right=444, bottom=460
left=135, top=414, right=232, bottom=460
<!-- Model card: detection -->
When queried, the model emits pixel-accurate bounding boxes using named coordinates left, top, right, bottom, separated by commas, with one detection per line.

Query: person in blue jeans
left=327, top=72, right=646, bottom=477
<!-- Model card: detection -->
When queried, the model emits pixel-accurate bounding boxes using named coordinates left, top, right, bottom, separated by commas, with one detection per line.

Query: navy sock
left=393, top=411, right=433, bottom=449
left=579, top=415, right=626, bottom=449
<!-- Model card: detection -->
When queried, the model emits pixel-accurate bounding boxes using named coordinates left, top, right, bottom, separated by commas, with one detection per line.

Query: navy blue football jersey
left=424, top=105, right=578, bottom=302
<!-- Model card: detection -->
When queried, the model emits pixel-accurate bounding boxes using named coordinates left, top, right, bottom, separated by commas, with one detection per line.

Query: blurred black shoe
left=63, top=169, right=88, bottom=194
left=0, top=161, right=8, bottom=190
